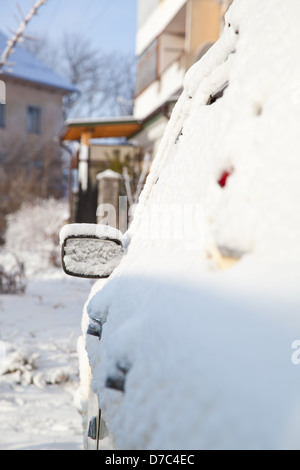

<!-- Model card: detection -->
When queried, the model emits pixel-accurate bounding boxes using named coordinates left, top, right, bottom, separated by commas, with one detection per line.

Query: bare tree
left=0, top=0, right=48, bottom=73
left=2, top=1, right=136, bottom=118
left=23, top=32, right=136, bottom=118
left=21, top=33, right=58, bottom=70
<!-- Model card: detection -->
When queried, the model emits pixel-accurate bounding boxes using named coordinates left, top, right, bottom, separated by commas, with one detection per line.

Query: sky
left=0, top=0, right=138, bottom=56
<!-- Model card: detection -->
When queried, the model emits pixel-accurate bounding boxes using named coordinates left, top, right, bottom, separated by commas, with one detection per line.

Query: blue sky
left=0, top=0, right=138, bottom=55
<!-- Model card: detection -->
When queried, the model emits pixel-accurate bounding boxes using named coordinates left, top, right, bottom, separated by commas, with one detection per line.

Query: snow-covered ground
left=0, top=271, right=93, bottom=450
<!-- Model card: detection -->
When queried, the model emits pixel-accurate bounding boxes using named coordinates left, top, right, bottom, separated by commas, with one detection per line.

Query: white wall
left=134, top=59, right=185, bottom=120
left=136, top=0, right=187, bottom=55
left=138, top=0, right=160, bottom=28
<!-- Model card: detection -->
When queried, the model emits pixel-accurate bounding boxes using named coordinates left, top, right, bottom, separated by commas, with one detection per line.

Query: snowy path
left=0, top=273, right=93, bottom=450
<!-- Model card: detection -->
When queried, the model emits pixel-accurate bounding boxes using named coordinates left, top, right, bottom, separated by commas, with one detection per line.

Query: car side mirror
left=60, top=224, right=124, bottom=279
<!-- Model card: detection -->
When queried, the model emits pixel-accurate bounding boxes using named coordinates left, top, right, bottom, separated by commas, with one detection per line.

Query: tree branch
left=0, top=0, right=47, bottom=73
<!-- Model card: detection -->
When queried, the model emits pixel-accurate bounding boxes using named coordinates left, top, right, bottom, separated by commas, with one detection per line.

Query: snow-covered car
left=60, top=0, right=300, bottom=450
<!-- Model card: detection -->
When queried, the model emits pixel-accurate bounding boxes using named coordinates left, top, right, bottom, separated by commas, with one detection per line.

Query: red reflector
left=218, top=170, right=232, bottom=188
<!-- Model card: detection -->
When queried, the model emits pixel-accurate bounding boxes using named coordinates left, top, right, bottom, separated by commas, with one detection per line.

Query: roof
left=61, top=94, right=182, bottom=142
left=0, top=31, right=76, bottom=93
left=61, top=116, right=143, bottom=141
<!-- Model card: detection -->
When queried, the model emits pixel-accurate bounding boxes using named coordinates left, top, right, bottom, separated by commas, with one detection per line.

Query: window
left=136, top=39, right=159, bottom=96
left=27, top=106, right=42, bottom=134
left=0, top=104, right=6, bottom=128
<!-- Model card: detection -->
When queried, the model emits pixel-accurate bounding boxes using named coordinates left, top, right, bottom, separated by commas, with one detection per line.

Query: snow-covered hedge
left=4, top=198, right=69, bottom=277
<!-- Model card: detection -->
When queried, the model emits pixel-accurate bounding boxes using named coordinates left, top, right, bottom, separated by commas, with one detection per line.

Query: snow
left=6, top=199, right=69, bottom=278
left=60, top=224, right=124, bottom=278
left=0, top=31, right=76, bottom=93
left=80, top=0, right=300, bottom=451
left=0, top=272, right=93, bottom=450
left=63, top=238, right=123, bottom=278
left=0, top=202, right=95, bottom=450
left=59, top=224, right=123, bottom=246
left=96, top=169, right=123, bottom=180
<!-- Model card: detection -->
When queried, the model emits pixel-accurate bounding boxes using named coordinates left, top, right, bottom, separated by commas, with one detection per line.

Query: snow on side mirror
left=60, top=224, right=124, bottom=279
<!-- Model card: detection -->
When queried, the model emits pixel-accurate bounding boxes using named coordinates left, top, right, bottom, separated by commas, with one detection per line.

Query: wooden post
left=78, top=131, right=92, bottom=192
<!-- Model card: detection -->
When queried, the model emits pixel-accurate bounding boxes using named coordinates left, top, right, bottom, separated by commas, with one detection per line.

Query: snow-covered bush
left=0, top=252, right=26, bottom=294
left=5, top=198, right=69, bottom=277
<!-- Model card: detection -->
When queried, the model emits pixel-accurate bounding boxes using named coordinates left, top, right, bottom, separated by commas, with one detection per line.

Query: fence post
left=96, top=170, right=122, bottom=229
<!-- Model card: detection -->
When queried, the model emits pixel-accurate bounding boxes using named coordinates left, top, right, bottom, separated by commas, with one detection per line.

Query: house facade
left=0, top=31, right=76, bottom=241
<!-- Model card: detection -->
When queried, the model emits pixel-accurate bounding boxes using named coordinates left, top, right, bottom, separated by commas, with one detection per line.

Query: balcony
left=134, top=53, right=185, bottom=120
left=134, top=0, right=222, bottom=120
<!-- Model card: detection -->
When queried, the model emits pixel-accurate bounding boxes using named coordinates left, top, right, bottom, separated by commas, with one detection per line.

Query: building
left=61, top=0, right=232, bottom=227
left=0, top=31, right=76, bottom=193
left=133, top=0, right=231, bottom=157
left=0, top=31, right=76, bottom=240
left=61, top=117, right=143, bottom=226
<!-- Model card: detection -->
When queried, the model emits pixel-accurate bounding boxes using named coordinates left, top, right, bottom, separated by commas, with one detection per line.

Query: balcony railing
left=136, top=39, right=159, bottom=96
left=136, top=34, right=185, bottom=97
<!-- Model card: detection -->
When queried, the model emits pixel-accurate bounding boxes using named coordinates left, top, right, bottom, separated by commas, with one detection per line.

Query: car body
left=61, top=0, right=300, bottom=450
